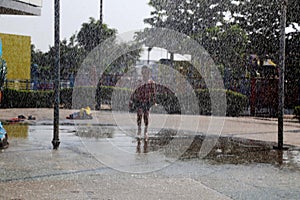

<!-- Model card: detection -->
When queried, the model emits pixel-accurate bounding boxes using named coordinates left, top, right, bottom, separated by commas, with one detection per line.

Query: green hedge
left=226, top=90, right=248, bottom=116
left=195, top=89, right=248, bottom=116
left=0, top=87, right=248, bottom=116
left=129, top=88, right=248, bottom=116
left=294, top=106, right=300, bottom=122
left=1, top=88, right=53, bottom=108
left=0, top=87, right=124, bottom=109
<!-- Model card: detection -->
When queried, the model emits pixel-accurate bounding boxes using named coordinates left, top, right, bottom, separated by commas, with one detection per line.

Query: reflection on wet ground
left=3, top=124, right=28, bottom=139
left=1, top=124, right=300, bottom=199
left=2, top=123, right=300, bottom=171
left=72, top=125, right=300, bottom=170
left=75, top=126, right=114, bottom=139
left=154, top=130, right=300, bottom=170
left=188, top=136, right=300, bottom=168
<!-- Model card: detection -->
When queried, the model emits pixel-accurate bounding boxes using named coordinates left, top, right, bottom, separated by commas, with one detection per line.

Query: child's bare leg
left=144, top=110, right=149, bottom=127
left=136, top=109, right=143, bottom=138
left=137, top=109, right=143, bottom=128
left=144, top=111, right=149, bottom=140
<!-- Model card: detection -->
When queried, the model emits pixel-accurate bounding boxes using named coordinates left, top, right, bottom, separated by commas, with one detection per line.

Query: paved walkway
left=2, top=108, right=299, bottom=146
left=0, top=108, right=300, bottom=199
left=0, top=124, right=300, bottom=199
left=40, top=110, right=300, bottom=146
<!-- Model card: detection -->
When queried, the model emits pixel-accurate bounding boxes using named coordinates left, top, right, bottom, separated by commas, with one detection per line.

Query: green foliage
left=144, top=0, right=299, bottom=86
left=144, top=0, right=248, bottom=79
left=129, top=87, right=247, bottom=116
left=226, top=90, right=249, bottom=116
left=0, top=87, right=248, bottom=117
left=77, top=17, right=117, bottom=52
left=31, top=39, right=86, bottom=81
left=50, top=39, right=86, bottom=79
left=294, top=106, right=300, bottom=122
left=230, top=1, right=300, bottom=109
left=1, top=88, right=53, bottom=108
left=229, top=0, right=281, bottom=54
left=286, top=33, right=300, bottom=83
left=197, top=25, right=248, bottom=77
left=196, top=89, right=248, bottom=117
left=60, top=88, right=73, bottom=109
left=228, top=0, right=299, bottom=55
left=156, top=91, right=181, bottom=114
left=31, top=18, right=142, bottom=81
left=129, top=84, right=181, bottom=114
left=31, top=19, right=118, bottom=81
left=146, top=0, right=231, bottom=35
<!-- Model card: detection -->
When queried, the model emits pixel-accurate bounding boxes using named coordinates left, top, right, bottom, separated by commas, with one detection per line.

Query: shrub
left=294, top=106, right=300, bottom=122
left=195, top=89, right=248, bottom=116
left=1, top=88, right=53, bottom=108
left=60, top=88, right=73, bottom=109
left=0, top=87, right=248, bottom=117
left=226, top=90, right=248, bottom=116
left=128, top=84, right=181, bottom=114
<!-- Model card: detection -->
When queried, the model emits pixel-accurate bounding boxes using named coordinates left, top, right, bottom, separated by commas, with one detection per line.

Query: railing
left=4, top=79, right=73, bottom=91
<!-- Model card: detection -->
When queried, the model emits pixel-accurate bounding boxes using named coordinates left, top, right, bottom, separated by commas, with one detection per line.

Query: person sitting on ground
left=66, top=106, right=93, bottom=119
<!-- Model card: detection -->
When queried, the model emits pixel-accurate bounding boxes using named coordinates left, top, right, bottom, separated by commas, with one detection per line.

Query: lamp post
left=52, top=0, right=60, bottom=149
left=100, top=0, right=103, bottom=26
left=275, top=0, right=288, bottom=150
left=147, top=47, right=152, bottom=64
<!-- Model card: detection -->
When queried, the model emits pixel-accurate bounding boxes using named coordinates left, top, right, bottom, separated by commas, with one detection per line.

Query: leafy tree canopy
left=145, top=0, right=232, bottom=35
left=77, top=17, right=117, bottom=52
left=144, top=0, right=299, bottom=78
left=31, top=18, right=142, bottom=81
left=144, top=0, right=248, bottom=75
left=227, top=0, right=299, bottom=57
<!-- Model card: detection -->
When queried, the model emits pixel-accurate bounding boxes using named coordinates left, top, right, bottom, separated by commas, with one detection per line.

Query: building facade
left=0, top=0, right=42, bottom=89
left=0, top=33, right=31, bottom=82
left=0, top=0, right=42, bottom=16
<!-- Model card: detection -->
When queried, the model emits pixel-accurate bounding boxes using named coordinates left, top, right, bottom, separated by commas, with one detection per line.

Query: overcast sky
left=0, top=0, right=153, bottom=52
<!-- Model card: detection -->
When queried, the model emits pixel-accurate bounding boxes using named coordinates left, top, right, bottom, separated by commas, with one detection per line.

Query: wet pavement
left=0, top=121, right=300, bottom=199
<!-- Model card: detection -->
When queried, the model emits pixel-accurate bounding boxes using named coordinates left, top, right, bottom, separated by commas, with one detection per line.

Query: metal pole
left=147, top=47, right=152, bottom=64
left=100, top=0, right=103, bottom=26
left=277, top=0, right=287, bottom=150
left=52, top=0, right=60, bottom=149
left=298, top=79, right=300, bottom=105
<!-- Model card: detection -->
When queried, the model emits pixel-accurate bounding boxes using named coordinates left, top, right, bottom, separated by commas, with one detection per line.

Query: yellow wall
left=0, top=33, right=31, bottom=81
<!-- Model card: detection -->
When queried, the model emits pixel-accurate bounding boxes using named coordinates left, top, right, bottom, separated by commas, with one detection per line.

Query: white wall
left=16, top=0, right=42, bottom=7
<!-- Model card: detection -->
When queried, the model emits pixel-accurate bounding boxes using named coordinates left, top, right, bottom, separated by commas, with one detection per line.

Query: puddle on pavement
left=2, top=123, right=299, bottom=170
left=75, top=126, right=300, bottom=170
left=75, top=126, right=114, bottom=139
left=154, top=129, right=300, bottom=170
left=184, top=135, right=300, bottom=168
left=3, top=123, right=28, bottom=139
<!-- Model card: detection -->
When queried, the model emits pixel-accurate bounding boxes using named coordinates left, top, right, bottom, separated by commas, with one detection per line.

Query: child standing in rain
left=130, top=66, right=156, bottom=140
